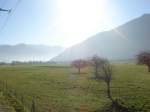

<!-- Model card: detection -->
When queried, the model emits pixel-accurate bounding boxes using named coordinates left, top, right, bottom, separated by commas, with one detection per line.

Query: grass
left=0, top=64, right=149, bottom=112
left=0, top=92, right=16, bottom=112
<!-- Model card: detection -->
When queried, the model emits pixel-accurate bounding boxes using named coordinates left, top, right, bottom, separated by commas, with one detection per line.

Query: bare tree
left=101, top=61, right=113, bottom=101
left=137, top=51, right=150, bottom=72
left=71, top=59, right=87, bottom=74
left=91, top=56, right=113, bottom=101
left=91, top=55, right=108, bottom=79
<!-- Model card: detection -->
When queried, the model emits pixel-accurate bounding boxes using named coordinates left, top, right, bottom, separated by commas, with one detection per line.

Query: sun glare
left=55, top=0, right=114, bottom=47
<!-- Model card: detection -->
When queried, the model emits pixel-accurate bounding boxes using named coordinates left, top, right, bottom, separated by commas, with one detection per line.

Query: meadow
left=0, top=63, right=150, bottom=112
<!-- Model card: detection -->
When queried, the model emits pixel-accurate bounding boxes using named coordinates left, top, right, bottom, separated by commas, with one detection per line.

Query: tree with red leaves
left=71, top=59, right=87, bottom=74
left=137, top=51, right=150, bottom=72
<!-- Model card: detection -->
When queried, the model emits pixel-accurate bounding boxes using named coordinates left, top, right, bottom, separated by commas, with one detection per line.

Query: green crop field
left=0, top=64, right=150, bottom=112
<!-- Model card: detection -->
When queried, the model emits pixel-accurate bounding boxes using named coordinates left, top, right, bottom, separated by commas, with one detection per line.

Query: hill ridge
left=52, top=14, right=150, bottom=62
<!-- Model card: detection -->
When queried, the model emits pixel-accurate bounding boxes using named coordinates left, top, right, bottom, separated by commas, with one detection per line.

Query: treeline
left=0, top=61, right=57, bottom=65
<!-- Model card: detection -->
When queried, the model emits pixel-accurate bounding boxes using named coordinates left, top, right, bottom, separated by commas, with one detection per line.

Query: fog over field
left=0, top=44, right=64, bottom=62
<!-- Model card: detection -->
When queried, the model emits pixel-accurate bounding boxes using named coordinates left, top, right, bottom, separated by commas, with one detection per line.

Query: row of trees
left=71, top=55, right=113, bottom=101
left=72, top=51, right=150, bottom=76
left=71, top=51, right=150, bottom=110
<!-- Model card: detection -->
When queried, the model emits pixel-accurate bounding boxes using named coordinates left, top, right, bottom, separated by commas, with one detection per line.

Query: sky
left=0, top=0, right=150, bottom=47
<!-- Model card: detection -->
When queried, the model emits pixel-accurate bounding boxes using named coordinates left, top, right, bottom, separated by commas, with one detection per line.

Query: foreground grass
left=0, top=92, right=16, bottom=112
left=0, top=64, right=149, bottom=112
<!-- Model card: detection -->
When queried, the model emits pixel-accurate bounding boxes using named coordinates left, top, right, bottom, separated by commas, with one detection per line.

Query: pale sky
left=0, top=0, right=150, bottom=47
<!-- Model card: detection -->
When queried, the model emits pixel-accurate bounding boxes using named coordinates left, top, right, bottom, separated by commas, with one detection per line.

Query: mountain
left=0, top=44, right=64, bottom=62
left=52, top=14, right=150, bottom=62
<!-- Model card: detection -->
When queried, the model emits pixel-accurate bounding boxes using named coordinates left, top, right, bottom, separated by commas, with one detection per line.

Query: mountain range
left=52, top=14, right=150, bottom=62
left=1, top=14, right=150, bottom=62
left=0, top=44, right=64, bottom=62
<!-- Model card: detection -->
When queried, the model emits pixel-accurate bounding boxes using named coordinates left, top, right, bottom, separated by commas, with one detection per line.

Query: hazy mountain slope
left=0, top=44, right=64, bottom=62
left=52, top=14, right=150, bottom=62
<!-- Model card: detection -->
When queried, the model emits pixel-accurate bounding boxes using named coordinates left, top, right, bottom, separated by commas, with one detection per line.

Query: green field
left=0, top=64, right=150, bottom=112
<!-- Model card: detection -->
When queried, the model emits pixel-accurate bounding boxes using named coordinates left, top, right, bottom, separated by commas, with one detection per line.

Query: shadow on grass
left=71, top=72, right=88, bottom=75
left=95, top=99, right=145, bottom=112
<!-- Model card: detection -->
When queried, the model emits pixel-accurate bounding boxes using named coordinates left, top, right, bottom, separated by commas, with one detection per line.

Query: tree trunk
left=148, top=65, right=150, bottom=72
left=78, top=67, right=80, bottom=74
left=106, top=82, right=113, bottom=102
left=95, top=65, right=98, bottom=78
